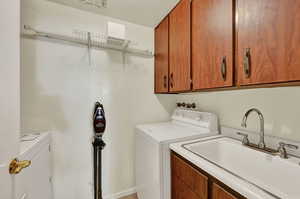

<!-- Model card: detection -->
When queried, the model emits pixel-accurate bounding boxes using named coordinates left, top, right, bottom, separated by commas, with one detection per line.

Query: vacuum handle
left=93, top=138, right=106, bottom=199
left=93, top=102, right=106, bottom=135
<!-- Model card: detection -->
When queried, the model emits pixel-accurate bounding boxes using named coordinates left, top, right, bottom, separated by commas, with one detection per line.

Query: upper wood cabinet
left=192, top=0, right=234, bottom=90
left=155, top=16, right=169, bottom=93
left=154, top=0, right=300, bottom=93
left=237, top=0, right=300, bottom=85
left=169, top=0, right=191, bottom=92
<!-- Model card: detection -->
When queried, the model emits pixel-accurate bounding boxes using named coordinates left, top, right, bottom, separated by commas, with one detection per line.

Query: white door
left=0, top=1, right=26, bottom=199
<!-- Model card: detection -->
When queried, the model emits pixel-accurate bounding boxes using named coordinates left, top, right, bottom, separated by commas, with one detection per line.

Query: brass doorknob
left=9, top=158, right=31, bottom=174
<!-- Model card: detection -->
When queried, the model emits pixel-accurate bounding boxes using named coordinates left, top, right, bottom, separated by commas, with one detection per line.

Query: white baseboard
left=103, top=187, right=136, bottom=199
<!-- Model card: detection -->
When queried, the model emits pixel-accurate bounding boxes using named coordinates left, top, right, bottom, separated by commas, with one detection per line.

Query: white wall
left=0, top=0, right=20, bottom=163
left=177, top=87, right=300, bottom=142
left=0, top=1, right=20, bottom=198
left=21, top=0, right=175, bottom=198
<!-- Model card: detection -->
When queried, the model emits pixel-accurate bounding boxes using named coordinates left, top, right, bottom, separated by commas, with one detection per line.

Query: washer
left=135, top=108, right=219, bottom=199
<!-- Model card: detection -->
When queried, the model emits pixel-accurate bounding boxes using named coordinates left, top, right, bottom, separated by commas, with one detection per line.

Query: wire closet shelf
left=21, top=25, right=154, bottom=58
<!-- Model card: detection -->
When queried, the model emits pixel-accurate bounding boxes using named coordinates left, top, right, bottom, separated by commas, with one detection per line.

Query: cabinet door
left=237, top=0, right=300, bottom=85
left=192, top=0, right=234, bottom=90
left=212, top=183, right=237, bottom=199
left=172, top=176, right=199, bottom=199
left=172, top=153, right=208, bottom=199
left=155, top=17, right=169, bottom=93
left=169, top=0, right=191, bottom=92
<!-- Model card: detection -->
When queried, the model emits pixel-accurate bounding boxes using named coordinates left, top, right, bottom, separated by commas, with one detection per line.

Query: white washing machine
left=135, top=108, right=219, bottom=199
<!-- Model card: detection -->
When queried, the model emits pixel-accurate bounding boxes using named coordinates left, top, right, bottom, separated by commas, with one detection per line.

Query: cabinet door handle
left=163, top=75, right=167, bottom=88
left=243, top=48, right=251, bottom=78
left=221, top=56, right=227, bottom=81
left=170, top=73, right=174, bottom=88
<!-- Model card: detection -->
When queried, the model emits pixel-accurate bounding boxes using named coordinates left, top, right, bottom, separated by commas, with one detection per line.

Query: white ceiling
left=47, top=0, right=179, bottom=27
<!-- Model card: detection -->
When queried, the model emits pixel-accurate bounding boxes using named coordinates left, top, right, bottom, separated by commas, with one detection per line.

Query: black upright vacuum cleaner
left=93, top=102, right=106, bottom=199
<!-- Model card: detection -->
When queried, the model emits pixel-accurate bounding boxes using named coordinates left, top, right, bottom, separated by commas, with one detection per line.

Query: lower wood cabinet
left=212, top=183, right=237, bottom=199
left=171, top=152, right=246, bottom=199
left=172, top=152, right=208, bottom=199
left=172, top=176, right=200, bottom=199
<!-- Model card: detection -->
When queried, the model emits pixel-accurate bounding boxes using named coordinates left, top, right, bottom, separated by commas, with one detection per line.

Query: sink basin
left=182, top=137, right=300, bottom=199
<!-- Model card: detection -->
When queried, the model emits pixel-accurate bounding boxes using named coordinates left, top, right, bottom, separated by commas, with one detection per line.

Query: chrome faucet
left=241, top=108, right=266, bottom=149
left=238, top=108, right=299, bottom=159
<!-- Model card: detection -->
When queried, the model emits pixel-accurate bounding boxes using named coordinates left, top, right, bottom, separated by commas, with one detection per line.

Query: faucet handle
left=277, top=142, right=298, bottom=159
left=237, top=132, right=250, bottom=145
left=279, top=142, right=298, bottom=150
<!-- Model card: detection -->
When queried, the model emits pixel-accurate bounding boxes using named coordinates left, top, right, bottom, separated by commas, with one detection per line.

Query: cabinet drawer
left=172, top=154, right=208, bottom=199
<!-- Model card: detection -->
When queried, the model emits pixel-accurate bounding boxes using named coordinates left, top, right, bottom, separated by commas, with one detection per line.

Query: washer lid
left=136, top=122, right=213, bottom=143
left=19, top=132, right=51, bottom=160
left=136, top=109, right=219, bottom=142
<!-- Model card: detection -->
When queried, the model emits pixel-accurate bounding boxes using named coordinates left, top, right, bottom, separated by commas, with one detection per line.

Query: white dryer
left=135, top=108, right=219, bottom=199
left=18, top=133, right=52, bottom=199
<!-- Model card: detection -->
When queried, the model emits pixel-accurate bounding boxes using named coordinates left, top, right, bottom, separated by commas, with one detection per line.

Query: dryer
left=17, top=133, right=52, bottom=199
left=135, top=108, right=219, bottom=199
